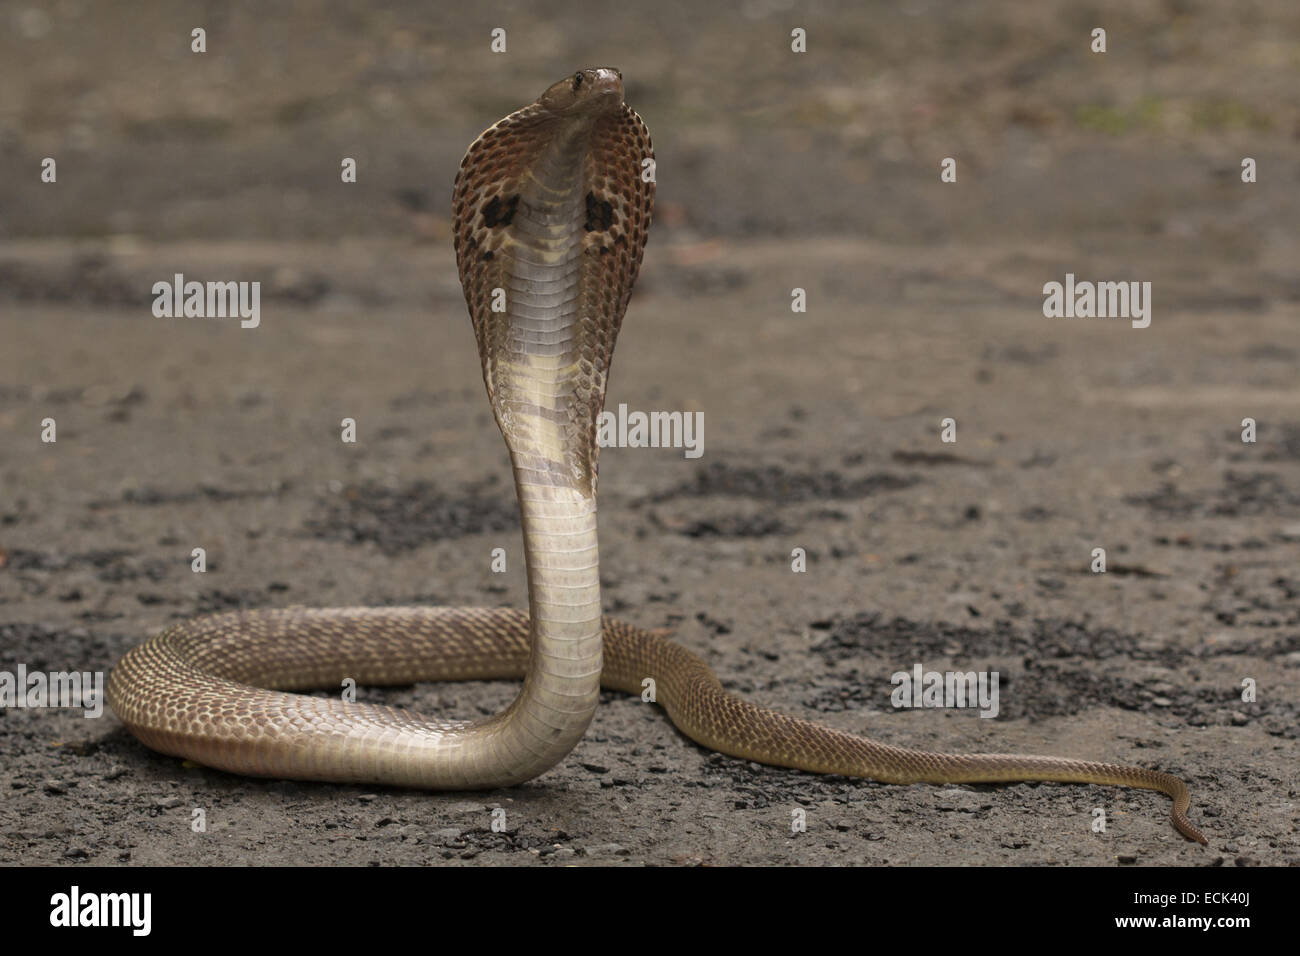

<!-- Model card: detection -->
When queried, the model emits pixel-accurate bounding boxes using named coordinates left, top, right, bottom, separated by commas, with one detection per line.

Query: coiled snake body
left=108, top=69, right=1206, bottom=843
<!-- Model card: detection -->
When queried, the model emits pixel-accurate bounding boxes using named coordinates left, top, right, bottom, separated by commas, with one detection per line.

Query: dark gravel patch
left=650, top=461, right=920, bottom=503
left=303, top=480, right=518, bottom=554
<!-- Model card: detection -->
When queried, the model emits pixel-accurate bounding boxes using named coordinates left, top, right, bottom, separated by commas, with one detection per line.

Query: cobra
left=107, top=68, right=1206, bottom=844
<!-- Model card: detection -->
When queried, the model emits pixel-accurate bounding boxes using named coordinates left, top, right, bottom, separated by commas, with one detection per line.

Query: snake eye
left=572, top=72, right=583, bottom=91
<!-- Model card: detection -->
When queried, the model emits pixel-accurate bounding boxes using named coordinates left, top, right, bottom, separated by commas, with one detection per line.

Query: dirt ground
left=1, top=1, right=1297, bottom=866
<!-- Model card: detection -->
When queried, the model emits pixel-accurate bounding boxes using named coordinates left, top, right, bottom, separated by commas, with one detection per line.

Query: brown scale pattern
left=106, top=70, right=1204, bottom=841
left=452, top=87, right=653, bottom=494
left=109, top=607, right=1204, bottom=840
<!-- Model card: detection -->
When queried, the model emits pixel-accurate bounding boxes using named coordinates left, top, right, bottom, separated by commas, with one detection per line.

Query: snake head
left=539, top=68, right=625, bottom=115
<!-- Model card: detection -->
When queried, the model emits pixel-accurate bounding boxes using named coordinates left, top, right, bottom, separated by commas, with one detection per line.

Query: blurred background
left=0, top=1, right=1297, bottom=865
left=2, top=0, right=1298, bottom=250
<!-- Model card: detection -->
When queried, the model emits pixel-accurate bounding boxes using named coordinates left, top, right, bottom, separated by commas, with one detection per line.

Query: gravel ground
left=0, top=0, right=1297, bottom=866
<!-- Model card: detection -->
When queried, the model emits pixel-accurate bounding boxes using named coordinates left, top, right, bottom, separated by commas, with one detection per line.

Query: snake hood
left=452, top=67, right=655, bottom=495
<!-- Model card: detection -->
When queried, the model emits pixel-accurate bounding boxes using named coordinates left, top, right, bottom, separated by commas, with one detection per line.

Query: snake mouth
left=585, top=67, right=624, bottom=98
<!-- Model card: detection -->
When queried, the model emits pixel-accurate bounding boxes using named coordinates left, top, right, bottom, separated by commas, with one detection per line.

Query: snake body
left=108, top=69, right=1206, bottom=843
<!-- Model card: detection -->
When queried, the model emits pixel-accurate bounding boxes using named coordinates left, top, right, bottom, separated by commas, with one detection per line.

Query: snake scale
left=108, top=69, right=1206, bottom=844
